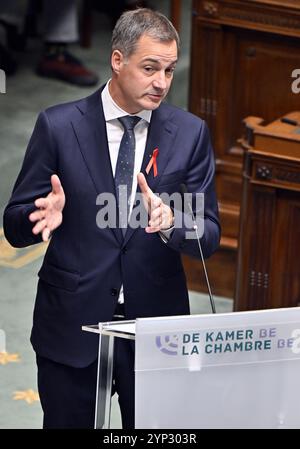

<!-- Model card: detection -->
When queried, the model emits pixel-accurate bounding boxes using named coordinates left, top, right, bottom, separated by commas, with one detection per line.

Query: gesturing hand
left=29, top=174, right=66, bottom=242
left=137, top=173, right=174, bottom=233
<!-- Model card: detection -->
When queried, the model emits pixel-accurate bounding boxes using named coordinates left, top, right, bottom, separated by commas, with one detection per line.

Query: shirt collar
left=101, top=80, right=152, bottom=124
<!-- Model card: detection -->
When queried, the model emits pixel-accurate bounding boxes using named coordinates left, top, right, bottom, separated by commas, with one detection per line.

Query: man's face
left=110, top=34, right=178, bottom=114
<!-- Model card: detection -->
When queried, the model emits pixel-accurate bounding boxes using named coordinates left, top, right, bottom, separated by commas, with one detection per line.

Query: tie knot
left=118, top=115, right=141, bottom=131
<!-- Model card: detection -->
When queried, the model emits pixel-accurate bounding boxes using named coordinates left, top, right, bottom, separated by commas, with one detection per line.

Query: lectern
left=83, top=307, right=300, bottom=429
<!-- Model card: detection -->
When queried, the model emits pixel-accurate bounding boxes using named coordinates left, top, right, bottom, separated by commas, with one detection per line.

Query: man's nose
left=152, top=71, right=168, bottom=90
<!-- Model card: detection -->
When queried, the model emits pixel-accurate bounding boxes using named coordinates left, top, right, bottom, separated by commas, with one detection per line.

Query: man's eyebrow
left=141, top=58, right=178, bottom=65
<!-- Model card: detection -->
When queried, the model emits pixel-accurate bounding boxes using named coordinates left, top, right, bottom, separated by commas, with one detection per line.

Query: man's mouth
left=147, top=93, right=164, bottom=100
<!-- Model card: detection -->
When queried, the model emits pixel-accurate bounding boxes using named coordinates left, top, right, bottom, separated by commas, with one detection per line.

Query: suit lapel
left=124, top=105, right=179, bottom=245
left=72, top=89, right=123, bottom=245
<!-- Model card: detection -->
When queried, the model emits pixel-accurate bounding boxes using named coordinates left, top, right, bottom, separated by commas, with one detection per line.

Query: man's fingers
left=29, top=209, right=45, bottom=223
left=138, top=173, right=173, bottom=233
left=42, top=228, right=51, bottom=242
left=32, top=218, right=47, bottom=235
left=151, top=194, right=161, bottom=210
left=149, top=204, right=161, bottom=223
left=149, top=215, right=162, bottom=229
left=35, top=198, right=49, bottom=209
left=30, top=175, right=64, bottom=237
left=146, top=225, right=161, bottom=233
left=147, top=203, right=173, bottom=232
left=51, top=174, right=62, bottom=195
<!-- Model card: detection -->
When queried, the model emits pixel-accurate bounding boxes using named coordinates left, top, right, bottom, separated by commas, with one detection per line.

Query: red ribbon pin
left=146, top=148, right=159, bottom=177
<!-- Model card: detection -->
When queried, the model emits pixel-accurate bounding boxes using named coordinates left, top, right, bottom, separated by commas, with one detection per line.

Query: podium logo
left=0, top=69, right=6, bottom=93
left=155, top=334, right=179, bottom=355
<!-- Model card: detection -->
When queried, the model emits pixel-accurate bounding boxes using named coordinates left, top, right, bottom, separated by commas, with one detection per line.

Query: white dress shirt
left=101, top=81, right=152, bottom=304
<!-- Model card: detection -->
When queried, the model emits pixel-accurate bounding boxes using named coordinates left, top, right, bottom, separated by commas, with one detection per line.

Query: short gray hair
left=112, top=8, right=180, bottom=59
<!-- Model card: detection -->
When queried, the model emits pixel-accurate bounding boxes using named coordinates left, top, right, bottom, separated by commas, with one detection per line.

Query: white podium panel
left=135, top=308, right=300, bottom=429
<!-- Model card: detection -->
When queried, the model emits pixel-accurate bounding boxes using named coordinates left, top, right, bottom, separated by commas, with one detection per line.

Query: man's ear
left=111, top=50, right=124, bottom=75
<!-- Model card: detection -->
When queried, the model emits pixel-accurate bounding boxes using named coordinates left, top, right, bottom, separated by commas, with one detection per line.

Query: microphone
left=180, top=183, right=216, bottom=314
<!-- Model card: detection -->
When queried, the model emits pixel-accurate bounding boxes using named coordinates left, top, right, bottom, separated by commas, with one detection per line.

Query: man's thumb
left=51, top=174, right=62, bottom=194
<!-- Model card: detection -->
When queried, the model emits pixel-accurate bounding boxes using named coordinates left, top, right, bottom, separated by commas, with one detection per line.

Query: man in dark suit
left=3, top=8, right=220, bottom=429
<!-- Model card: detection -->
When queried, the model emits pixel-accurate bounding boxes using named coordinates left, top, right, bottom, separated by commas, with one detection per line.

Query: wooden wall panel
left=234, top=114, right=300, bottom=311
left=187, top=0, right=300, bottom=298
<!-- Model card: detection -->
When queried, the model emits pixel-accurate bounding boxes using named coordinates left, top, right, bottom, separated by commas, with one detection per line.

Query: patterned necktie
left=115, top=115, right=141, bottom=235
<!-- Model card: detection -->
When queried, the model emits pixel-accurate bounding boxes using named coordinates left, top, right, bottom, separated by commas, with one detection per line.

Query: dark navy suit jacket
left=3, top=88, right=220, bottom=367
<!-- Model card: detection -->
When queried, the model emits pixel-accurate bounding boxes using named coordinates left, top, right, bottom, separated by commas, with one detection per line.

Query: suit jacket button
left=111, top=288, right=118, bottom=296
left=122, top=247, right=127, bottom=254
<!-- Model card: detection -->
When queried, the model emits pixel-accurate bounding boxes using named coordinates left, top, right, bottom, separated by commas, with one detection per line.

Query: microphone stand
left=181, top=184, right=216, bottom=314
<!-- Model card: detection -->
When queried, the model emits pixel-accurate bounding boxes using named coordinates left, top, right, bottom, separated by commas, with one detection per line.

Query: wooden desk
left=234, top=112, right=300, bottom=311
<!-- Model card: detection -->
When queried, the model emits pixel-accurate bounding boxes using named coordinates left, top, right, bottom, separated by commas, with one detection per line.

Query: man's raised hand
left=29, top=174, right=65, bottom=242
left=137, top=173, right=174, bottom=233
